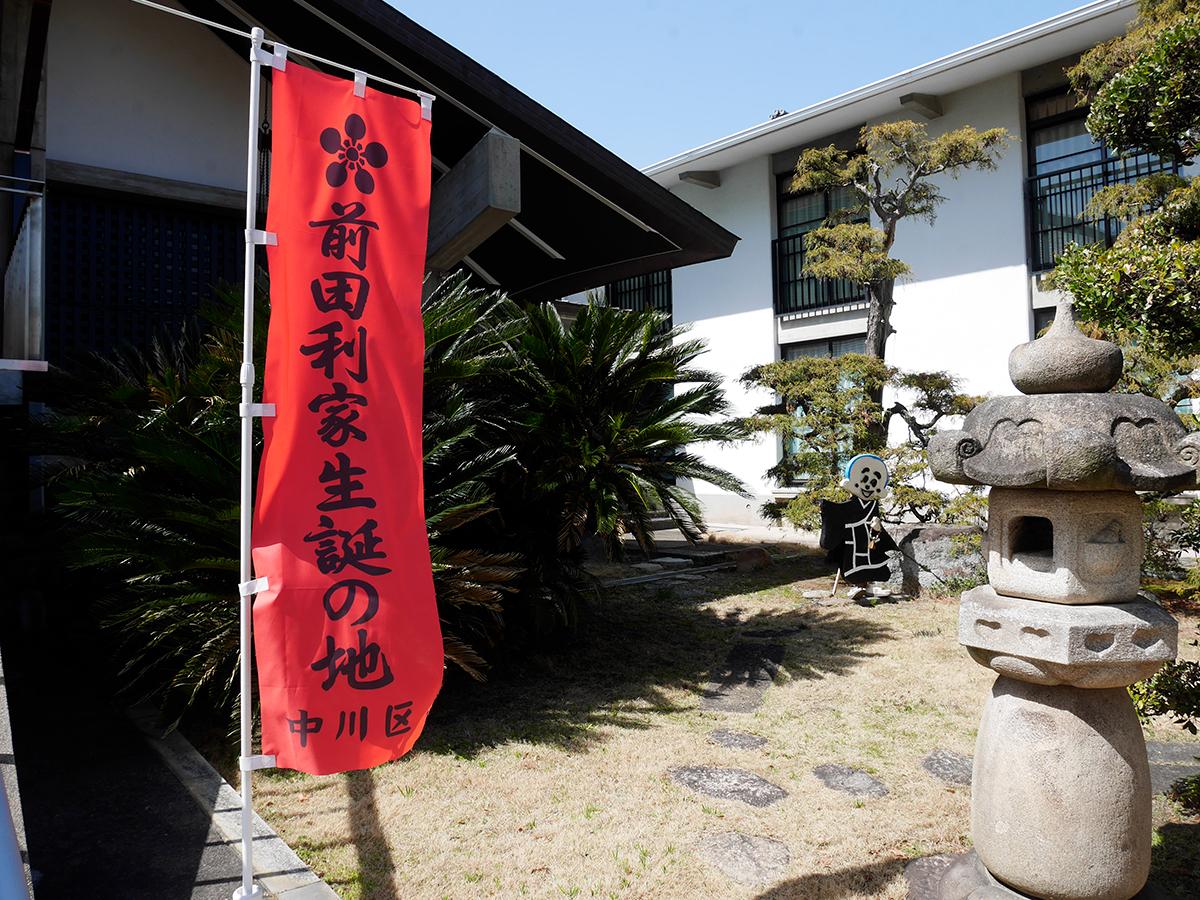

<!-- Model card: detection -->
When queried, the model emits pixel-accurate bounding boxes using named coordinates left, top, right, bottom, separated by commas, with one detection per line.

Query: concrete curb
left=127, top=706, right=339, bottom=900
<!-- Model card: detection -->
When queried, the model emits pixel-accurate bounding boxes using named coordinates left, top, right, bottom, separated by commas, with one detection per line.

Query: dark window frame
left=780, top=333, right=868, bottom=360
left=605, top=269, right=672, bottom=327
left=1024, top=86, right=1180, bottom=272
left=779, top=332, right=868, bottom=484
left=772, top=176, right=869, bottom=316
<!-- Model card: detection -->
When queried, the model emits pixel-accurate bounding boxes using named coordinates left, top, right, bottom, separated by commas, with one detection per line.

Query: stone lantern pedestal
left=921, top=299, right=1197, bottom=900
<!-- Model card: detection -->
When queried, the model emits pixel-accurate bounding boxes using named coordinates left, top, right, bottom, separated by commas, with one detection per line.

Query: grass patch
left=253, top=557, right=1199, bottom=898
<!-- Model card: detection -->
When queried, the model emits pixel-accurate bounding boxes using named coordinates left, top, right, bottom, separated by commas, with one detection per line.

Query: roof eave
left=643, top=0, right=1136, bottom=182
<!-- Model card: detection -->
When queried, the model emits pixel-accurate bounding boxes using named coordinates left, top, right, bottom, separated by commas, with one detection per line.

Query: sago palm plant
left=498, top=300, right=748, bottom=560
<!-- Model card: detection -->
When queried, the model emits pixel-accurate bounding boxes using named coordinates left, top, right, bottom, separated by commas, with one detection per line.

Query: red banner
left=253, top=63, right=442, bottom=775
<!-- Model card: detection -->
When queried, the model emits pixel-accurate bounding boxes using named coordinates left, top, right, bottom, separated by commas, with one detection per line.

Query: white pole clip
left=419, top=91, right=434, bottom=121
left=239, top=402, right=276, bottom=418
left=239, top=362, right=255, bottom=388
left=239, top=755, right=277, bottom=772
left=253, top=42, right=288, bottom=71
left=239, top=577, right=269, bottom=598
left=353, top=70, right=367, bottom=98
left=245, top=229, right=277, bottom=246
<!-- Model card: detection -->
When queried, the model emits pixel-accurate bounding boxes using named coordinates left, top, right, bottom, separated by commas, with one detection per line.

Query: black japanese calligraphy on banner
left=252, top=63, right=441, bottom=775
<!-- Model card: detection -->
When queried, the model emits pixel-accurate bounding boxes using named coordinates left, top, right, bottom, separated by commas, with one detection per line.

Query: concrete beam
left=899, top=92, right=943, bottom=119
left=426, top=129, right=520, bottom=271
left=679, top=170, right=721, bottom=189
left=46, top=160, right=246, bottom=209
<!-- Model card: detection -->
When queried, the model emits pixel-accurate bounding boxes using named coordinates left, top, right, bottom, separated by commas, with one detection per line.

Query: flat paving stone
left=670, top=766, right=788, bottom=807
left=708, top=729, right=768, bottom=750
left=671, top=574, right=706, bottom=583
left=812, top=763, right=889, bottom=798
left=922, top=748, right=973, bottom=787
left=654, top=556, right=693, bottom=569
left=1146, top=739, right=1200, bottom=795
left=700, top=642, right=784, bottom=713
left=694, top=831, right=790, bottom=886
left=630, top=562, right=663, bottom=573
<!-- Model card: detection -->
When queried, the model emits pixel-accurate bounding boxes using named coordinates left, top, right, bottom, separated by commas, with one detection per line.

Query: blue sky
left=393, top=1, right=1088, bottom=169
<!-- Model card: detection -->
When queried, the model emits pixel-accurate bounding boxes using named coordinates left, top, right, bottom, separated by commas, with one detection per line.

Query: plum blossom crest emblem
left=320, top=114, right=388, bottom=194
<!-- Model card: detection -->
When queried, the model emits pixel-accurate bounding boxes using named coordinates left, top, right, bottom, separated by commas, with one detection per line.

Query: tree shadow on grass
left=1151, top=820, right=1200, bottom=897
left=420, top=555, right=897, bottom=757
left=754, top=856, right=907, bottom=899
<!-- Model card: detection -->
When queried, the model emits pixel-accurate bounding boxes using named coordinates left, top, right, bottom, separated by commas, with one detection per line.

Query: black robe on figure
left=818, top=497, right=898, bottom=584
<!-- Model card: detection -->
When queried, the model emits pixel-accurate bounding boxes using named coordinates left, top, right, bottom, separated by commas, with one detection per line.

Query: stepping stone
left=922, top=748, right=973, bottom=787
left=1146, top=740, right=1200, bottom=795
left=654, top=556, right=693, bottom=569
left=812, top=764, right=889, bottom=798
left=695, top=831, right=790, bottom=886
left=631, top=562, right=663, bottom=573
left=815, top=595, right=854, bottom=607
left=904, top=854, right=959, bottom=899
left=670, top=766, right=788, bottom=807
left=700, top=642, right=784, bottom=713
left=742, top=626, right=807, bottom=639
left=672, top=574, right=705, bottom=583
left=801, top=589, right=829, bottom=599
left=708, top=729, right=768, bottom=750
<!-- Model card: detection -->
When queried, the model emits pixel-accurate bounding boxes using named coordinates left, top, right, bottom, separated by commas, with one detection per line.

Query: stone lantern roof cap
left=929, top=299, right=1200, bottom=491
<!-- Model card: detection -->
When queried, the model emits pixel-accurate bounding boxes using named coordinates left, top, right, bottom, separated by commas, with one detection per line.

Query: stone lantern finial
left=1008, top=296, right=1123, bottom=395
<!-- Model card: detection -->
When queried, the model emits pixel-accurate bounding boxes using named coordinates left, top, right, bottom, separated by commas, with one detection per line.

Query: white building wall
left=668, top=73, right=1036, bottom=525
left=46, top=0, right=249, bottom=191
left=878, top=73, right=1032, bottom=404
left=670, top=156, right=778, bottom=524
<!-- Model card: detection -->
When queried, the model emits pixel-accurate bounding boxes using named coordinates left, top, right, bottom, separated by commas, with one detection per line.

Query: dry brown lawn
left=254, top=556, right=1200, bottom=899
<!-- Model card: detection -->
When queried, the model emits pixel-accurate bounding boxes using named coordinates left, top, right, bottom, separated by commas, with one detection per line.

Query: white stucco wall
left=46, top=0, right=249, bottom=191
left=667, top=73, right=1036, bottom=525
left=670, top=157, right=778, bottom=523
left=879, top=73, right=1031, bottom=403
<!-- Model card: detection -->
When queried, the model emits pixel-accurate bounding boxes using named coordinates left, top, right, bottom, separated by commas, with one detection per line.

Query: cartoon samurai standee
left=819, top=453, right=897, bottom=584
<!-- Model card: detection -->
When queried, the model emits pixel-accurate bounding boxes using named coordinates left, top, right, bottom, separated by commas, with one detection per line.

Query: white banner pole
left=235, top=25, right=266, bottom=900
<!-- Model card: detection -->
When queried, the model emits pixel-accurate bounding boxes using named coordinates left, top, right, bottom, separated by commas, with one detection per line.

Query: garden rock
left=922, top=748, right=973, bottom=786
left=694, top=831, right=790, bottom=886
left=700, top=642, right=784, bottom=713
left=735, top=547, right=772, bottom=572
left=630, top=562, right=663, bottom=573
left=884, top=525, right=983, bottom=596
left=707, top=729, right=768, bottom=750
left=811, top=764, right=888, bottom=798
left=669, top=766, right=787, bottom=807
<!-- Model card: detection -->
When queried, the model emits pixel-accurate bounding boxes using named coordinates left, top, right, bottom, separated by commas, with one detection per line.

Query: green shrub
left=1130, top=660, right=1200, bottom=734
left=1167, top=772, right=1200, bottom=814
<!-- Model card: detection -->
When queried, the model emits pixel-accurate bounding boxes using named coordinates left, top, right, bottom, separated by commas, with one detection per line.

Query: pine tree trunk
left=864, top=278, right=896, bottom=446
left=864, top=279, right=895, bottom=359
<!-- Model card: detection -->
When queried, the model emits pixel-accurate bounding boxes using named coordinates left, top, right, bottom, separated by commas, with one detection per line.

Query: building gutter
left=643, top=0, right=1135, bottom=179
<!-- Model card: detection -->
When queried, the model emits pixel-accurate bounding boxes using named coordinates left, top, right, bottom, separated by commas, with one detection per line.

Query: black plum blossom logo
left=320, top=114, right=388, bottom=194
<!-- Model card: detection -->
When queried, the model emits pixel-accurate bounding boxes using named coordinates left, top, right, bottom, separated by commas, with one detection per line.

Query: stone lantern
left=926, top=299, right=1197, bottom=900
